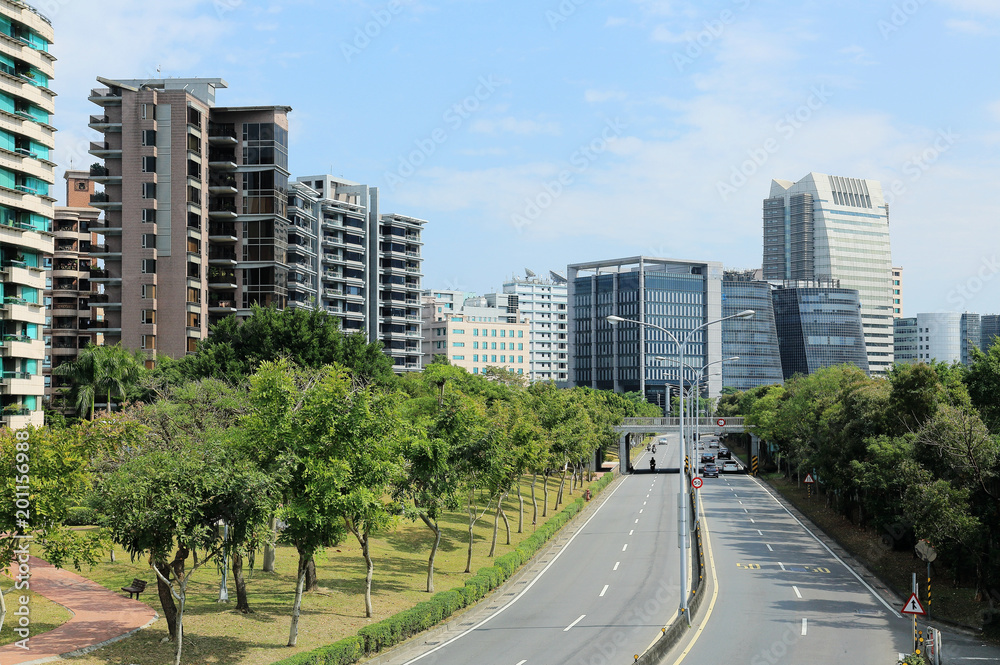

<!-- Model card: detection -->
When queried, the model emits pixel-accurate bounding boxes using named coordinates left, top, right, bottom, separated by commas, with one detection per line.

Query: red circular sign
left=716, top=418, right=726, bottom=427
left=692, top=477, right=704, bottom=489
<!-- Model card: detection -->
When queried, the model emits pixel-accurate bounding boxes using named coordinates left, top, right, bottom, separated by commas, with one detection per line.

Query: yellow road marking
left=669, top=487, right=720, bottom=664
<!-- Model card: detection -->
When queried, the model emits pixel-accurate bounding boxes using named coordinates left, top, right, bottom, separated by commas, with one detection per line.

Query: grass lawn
left=0, top=588, right=73, bottom=647
left=43, top=472, right=605, bottom=665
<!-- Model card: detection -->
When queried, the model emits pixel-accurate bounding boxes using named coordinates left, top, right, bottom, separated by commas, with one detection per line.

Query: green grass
left=0, top=588, right=73, bottom=646
left=50, top=472, right=607, bottom=665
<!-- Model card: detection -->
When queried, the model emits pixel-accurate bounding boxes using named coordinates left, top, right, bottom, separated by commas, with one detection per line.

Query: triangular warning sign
left=901, top=593, right=925, bottom=615
left=803, top=473, right=815, bottom=484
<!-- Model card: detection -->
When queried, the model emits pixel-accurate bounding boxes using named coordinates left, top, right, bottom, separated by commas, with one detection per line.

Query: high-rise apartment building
left=293, top=175, right=425, bottom=371
left=895, top=312, right=981, bottom=366
left=720, top=270, right=783, bottom=391
left=764, top=173, right=894, bottom=375
left=422, top=293, right=529, bottom=376
left=45, top=171, right=101, bottom=406
left=771, top=280, right=869, bottom=379
left=891, top=267, right=903, bottom=318
left=490, top=271, right=569, bottom=384
left=0, top=2, right=54, bottom=428
left=981, top=314, right=1000, bottom=353
left=88, top=77, right=292, bottom=358
left=568, top=256, right=724, bottom=404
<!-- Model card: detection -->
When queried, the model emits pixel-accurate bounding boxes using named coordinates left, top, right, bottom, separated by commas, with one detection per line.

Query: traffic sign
left=716, top=418, right=726, bottom=427
left=803, top=473, right=815, bottom=484
left=692, top=477, right=704, bottom=489
left=901, top=593, right=926, bottom=615
left=915, top=540, right=937, bottom=563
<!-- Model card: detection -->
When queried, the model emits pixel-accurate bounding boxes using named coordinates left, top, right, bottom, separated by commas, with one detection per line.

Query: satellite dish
left=525, top=268, right=537, bottom=278
left=550, top=270, right=567, bottom=283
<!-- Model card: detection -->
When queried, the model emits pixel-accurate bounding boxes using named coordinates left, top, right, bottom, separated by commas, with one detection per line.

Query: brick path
left=0, top=556, right=157, bottom=665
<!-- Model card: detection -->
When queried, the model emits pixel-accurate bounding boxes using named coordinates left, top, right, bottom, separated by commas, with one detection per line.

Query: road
left=670, top=470, right=925, bottom=663
left=399, top=439, right=684, bottom=665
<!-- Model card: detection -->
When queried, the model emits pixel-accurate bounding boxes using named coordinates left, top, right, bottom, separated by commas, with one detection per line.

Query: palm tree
left=53, top=344, right=147, bottom=418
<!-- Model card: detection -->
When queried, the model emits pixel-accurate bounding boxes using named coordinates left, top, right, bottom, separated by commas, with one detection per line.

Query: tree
left=53, top=343, right=147, bottom=418
left=966, top=344, right=1000, bottom=433
left=94, top=441, right=273, bottom=665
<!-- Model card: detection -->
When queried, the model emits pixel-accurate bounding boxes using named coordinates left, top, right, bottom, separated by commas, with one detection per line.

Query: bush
left=64, top=506, right=98, bottom=526
left=272, top=636, right=363, bottom=665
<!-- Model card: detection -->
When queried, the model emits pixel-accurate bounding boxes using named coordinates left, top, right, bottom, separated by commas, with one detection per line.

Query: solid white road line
left=793, top=586, right=802, bottom=598
left=600, top=584, right=609, bottom=597
left=565, top=615, right=586, bottom=631
left=614, top=561, right=620, bottom=571
left=801, top=618, right=808, bottom=635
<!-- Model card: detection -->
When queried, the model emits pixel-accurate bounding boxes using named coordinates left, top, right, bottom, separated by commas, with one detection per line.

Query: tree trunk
left=542, top=473, right=549, bottom=517
left=154, top=559, right=179, bottom=641
left=530, top=473, right=538, bottom=525
left=233, top=551, right=251, bottom=613
left=556, top=464, right=568, bottom=507
left=501, top=503, right=511, bottom=545
left=489, top=496, right=501, bottom=557
left=262, top=514, right=277, bottom=573
left=305, top=556, right=318, bottom=592
left=247, top=547, right=255, bottom=572
left=516, top=483, right=524, bottom=534
left=173, top=582, right=186, bottom=665
left=110, top=548, right=115, bottom=563
left=361, top=533, right=374, bottom=618
left=419, top=513, right=441, bottom=593
left=287, top=550, right=307, bottom=647
left=465, top=491, right=476, bottom=573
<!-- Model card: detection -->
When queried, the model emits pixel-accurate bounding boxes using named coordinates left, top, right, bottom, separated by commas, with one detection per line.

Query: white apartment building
left=422, top=292, right=530, bottom=377
left=487, top=271, right=568, bottom=383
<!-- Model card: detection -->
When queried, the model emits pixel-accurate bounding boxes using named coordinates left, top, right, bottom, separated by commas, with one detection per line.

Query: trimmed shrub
left=272, top=636, right=363, bottom=665
left=64, top=506, right=98, bottom=526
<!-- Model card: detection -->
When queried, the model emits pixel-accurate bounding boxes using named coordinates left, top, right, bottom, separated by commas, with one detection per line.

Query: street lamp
left=607, top=310, right=753, bottom=619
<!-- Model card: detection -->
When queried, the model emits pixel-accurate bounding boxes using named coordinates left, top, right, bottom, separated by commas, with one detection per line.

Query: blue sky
left=47, top=0, right=1000, bottom=315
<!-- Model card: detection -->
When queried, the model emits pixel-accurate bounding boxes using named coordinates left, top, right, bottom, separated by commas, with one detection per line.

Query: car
left=717, top=447, right=731, bottom=460
left=709, top=440, right=719, bottom=449
left=721, top=461, right=740, bottom=473
left=702, top=464, right=719, bottom=478
left=700, top=453, right=715, bottom=464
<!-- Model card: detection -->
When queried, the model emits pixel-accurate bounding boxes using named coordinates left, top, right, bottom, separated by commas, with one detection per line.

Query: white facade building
left=894, top=312, right=981, bottom=366
left=486, top=272, right=568, bottom=383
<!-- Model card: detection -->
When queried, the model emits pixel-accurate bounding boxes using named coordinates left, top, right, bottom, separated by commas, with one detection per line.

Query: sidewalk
left=0, top=556, right=158, bottom=665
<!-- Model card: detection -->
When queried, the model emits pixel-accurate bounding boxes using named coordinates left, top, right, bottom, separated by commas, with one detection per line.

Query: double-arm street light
left=607, top=310, right=754, bottom=619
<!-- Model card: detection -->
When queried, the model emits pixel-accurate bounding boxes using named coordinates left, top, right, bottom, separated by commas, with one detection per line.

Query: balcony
left=207, top=123, right=237, bottom=145
left=88, top=114, right=122, bottom=133
left=208, top=269, right=237, bottom=290
left=208, top=203, right=237, bottom=220
left=208, top=222, right=237, bottom=242
left=89, top=191, right=121, bottom=210
left=208, top=177, right=238, bottom=195
left=86, top=320, right=122, bottom=333
left=89, top=141, right=121, bottom=159
left=208, top=299, right=238, bottom=314
left=208, top=249, right=237, bottom=266
left=88, top=87, right=123, bottom=106
left=89, top=162, right=120, bottom=185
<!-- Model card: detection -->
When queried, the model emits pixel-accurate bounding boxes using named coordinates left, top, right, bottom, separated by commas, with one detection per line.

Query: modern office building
left=568, top=256, right=724, bottom=405
left=489, top=271, right=569, bottom=384
left=764, top=173, right=894, bottom=375
left=87, top=76, right=293, bottom=358
left=0, top=2, right=54, bottom=428
left=895, top=312, right=981, bottom=366
left=720, top=270, right=783, bottom=391
left=891, top=266, right=903, bottom=318
left=294, top=175, right=425, bottom=371
left=893, top=317, right=918, bottom=364
left=45, top=171, right=101, bottom=406
left=421, top=293, right=529, bottom=376
left=771, top=280, right=869, bottom=379
left=981, top=314, right=1000, bottom=353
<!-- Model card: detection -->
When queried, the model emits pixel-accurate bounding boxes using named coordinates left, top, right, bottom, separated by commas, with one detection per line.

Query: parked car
left=702, top=464, right=719, bottom=478
left=721, top=461, right=740, bottom=473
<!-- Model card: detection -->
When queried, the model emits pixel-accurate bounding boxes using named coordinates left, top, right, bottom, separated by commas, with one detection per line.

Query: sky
left=43, top=0, right=1000, bottom=315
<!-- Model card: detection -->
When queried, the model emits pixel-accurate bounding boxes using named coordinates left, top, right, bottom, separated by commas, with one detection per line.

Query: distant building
left=568, top=256, right=724, bottom=404
left=893, top=317, right=918, bottom=364
left=892, top=267, right=903, bottom=318
left=981, top=314, right=1000, bottom=354
left=764, top=174, right=894, bottom=375
left=895, top=313, right=981, bottom=366
left=487, top=271, right=568, bottom=383
left=421, top=293, right=529, bottom=376
left=720, top=270, right=783, bottom=391
left=771, top=280, right=869, bottom=379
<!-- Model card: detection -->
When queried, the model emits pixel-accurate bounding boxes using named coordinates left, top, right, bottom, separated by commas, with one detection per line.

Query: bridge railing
left=620, top=417, right=745, bottom=429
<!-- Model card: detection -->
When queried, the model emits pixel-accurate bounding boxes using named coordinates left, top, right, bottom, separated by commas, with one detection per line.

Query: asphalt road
left=669, top=471, right=921, bottom=664
left=399, top=439, right=685, bottom=665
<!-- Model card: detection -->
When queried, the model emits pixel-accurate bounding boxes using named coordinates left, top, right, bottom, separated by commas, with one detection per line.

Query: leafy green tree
left=966, top=344, right=1000, bottom=433
left=53, top=343, right=147, bottom=418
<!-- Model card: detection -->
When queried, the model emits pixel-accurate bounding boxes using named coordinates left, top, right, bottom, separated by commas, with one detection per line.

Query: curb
left=10, top=613, right=160, bottom=665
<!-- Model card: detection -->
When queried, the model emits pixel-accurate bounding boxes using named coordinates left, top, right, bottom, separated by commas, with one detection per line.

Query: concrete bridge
left=613, top=417, right=748, bottom=474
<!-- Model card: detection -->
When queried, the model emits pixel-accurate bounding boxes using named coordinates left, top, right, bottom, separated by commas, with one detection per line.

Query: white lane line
left=738, top=501, right=743, bottom=505
left=629, top=530, right=634, bottom=536
left=643, top=501, right=647, bottom=506
left=766, top=544, right=774, bottom=552
left=516, top=661, right=527, bottom=665
left=757, top=530, right=763, bottom=536
left=565, top=614, right=586, bottom=631
left=640, top=509, right=643, bottom=514
left=749, top=518, right=755, bottom=523
left=793, top=586, right=802, bottom=598
left=744, top=508, right=749, bottom=513
left=635, top=518, right=639, bottom=524
left=399, top=473, right=631, bottom=664
left=779, top=562, right=786, bottom=571
left=622, top=544, right=628, bottom=551
left=801, top=618, right=808, bottom=635
left=734, top=494, right=738, bottom=497
left=614, top=561, right=620, bottom=571
left=600, top=584, right=609, bottom=597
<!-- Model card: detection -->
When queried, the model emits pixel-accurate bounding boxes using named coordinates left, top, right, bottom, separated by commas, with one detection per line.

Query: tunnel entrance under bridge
left=614, top=417, right=747, bottom=475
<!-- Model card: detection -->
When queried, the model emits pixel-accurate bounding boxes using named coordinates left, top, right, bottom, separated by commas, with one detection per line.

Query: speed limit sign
left=716, top=418, right=726, bottom=427
left=692, top=477, right=704, bottom=489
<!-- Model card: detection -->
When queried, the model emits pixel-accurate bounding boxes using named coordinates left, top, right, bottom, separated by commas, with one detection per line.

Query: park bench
left=121, top=578, right=147, bottom=600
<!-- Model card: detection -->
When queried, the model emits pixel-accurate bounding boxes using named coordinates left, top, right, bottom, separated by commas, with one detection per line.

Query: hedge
left=64, top=506, right=98, bottom=526
left=274, top=471, right=616, bottom=665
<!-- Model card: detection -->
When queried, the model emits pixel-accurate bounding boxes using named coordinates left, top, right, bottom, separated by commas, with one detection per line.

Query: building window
left=518, top=330, right=524, bottom=337
left=141, top=129, right=156, bottom=146
left=491, top=329, right=497, bottom=337
left=518, top=343, right=523, bottom=350
left=141, top=259, right=156, bottom=274
left=453, top=329, right=464, bottom=334
left=473, top=342, right=479, bottom=349
left=142, top=156, right=156, bottom=173
left=453, top=355, right=465, bottom=360
left=473, top=367, right=479, bottom=374
left=473, top=355, right=479, bottom=362
left=491, top=355, right=497, bottom=362
left=141, top=335, right=156, bottom=350
left=142, top=208, right=156, bottom=223
left=141, top=284, right=156, bottom=299
left=453, top=342, right=465, bottom=347
left=142, top=182, right=157, bottom=199
left=142, top=233, right=156, bottom=249
left=473, top=329, right=479, bottom=336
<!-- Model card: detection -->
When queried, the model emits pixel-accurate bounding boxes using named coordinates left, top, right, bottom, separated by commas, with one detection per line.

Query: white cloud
left=584, top=89, right=627, bottom=103
left=937, top=0, right=1000, bottom=17
left=945, top=18, right=991, bottom=34
left=840, top=44, right=877, bottom=66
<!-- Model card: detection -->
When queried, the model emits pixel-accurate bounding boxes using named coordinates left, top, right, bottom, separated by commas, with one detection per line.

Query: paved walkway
left=1, top=556, right=158, bottom=665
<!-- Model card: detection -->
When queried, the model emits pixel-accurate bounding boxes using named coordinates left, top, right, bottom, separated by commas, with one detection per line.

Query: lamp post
left=607, top=310, right=753, bottom=619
